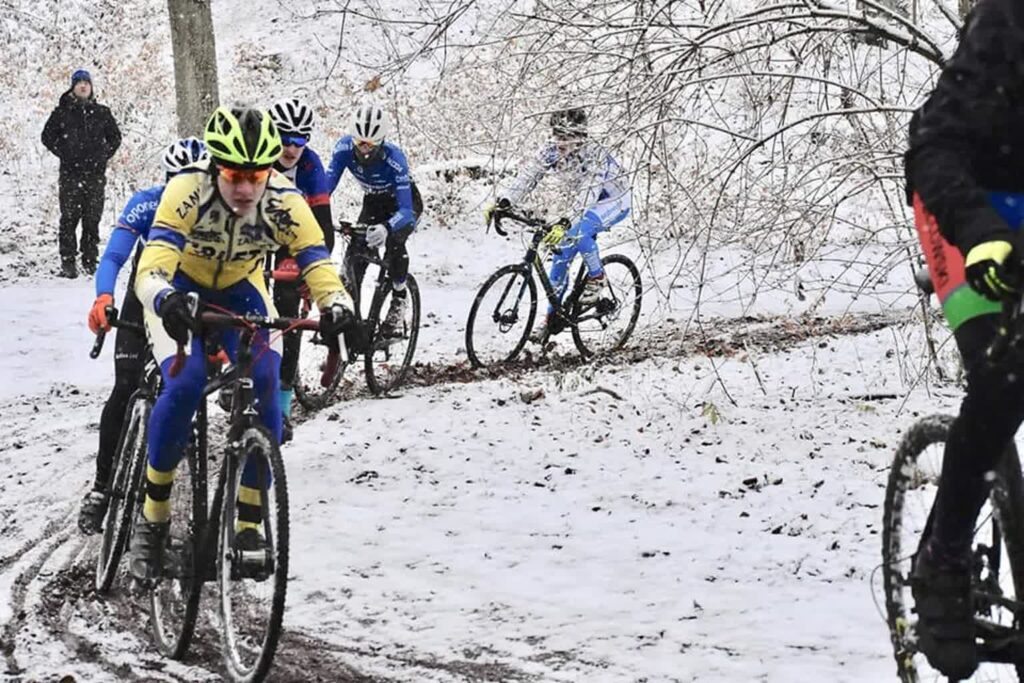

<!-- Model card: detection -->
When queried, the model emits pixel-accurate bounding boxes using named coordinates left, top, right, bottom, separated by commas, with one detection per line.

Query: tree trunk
left=167, top=0, right=219, bottom=137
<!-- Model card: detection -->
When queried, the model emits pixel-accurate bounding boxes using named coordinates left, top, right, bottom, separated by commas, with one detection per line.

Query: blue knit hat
left=71, top=69, right=92, bottom=86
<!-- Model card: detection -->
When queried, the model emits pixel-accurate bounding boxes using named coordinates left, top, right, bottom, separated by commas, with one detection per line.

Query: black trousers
left=272, top=248, right=302, bottom=390
left=95, top=287, right=146, bottom=489
left=59, top=168, right=106, bottom=266
left=930, top=313, right=1024, bottom=551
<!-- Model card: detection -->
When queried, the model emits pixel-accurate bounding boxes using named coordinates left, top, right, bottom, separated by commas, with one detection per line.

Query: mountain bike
left=466, top=209, right=642, bottom=368
left=882, top=289, right=1024, bottom=681
left=290, top=220, right=420, bottom=403
left=143, top=295, right=340, bottom=683
left=89, top=307, right=159, bottom=594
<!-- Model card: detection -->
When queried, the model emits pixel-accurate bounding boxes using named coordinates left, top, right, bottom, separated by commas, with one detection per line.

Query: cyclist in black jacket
left=905, top=0, right=1024, bottom=677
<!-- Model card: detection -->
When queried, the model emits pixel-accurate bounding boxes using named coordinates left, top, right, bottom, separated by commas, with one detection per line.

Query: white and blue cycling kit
left=504, top=141, right=632, bottom=311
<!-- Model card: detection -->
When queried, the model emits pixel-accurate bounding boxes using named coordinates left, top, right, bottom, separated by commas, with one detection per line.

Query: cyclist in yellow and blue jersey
left=128, top=106, right=354, bottom=580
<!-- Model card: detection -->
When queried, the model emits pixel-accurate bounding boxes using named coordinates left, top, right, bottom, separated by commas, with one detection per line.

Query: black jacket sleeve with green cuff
left=906, top=0, right=1024, bottom=257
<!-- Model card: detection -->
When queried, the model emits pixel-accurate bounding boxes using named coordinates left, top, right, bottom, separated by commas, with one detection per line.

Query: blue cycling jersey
left=325, top=136, right=415, bottom=231
left=95, top=184, right=163, bottom=296
left=279, top=147, right=331, bottom=209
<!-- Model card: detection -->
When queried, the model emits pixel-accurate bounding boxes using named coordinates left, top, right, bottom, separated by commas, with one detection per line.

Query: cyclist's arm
left=324, top=136, right=353, bottom=196
left=273, top=188, right=349, bottom=308
left=300, top=150, right=335, bottom=253
left=503, top=143, right=557, bottom=206
left=134, top=174, right=199, bottom=315
left=386, top=148, right=415, bottom=232
left=96, top=187, right=160, bottom=296
left=907, top=2, right=1018, bottom=255
left=95, top=227, right=139, bottom=297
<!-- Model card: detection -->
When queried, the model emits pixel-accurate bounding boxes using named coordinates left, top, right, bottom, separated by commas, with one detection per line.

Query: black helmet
left=550, top=107, right=587, bottom=139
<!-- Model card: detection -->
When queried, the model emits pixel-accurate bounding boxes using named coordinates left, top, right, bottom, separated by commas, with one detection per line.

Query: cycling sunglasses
left=281, top=134, right=309, bottom=148
left=218, top=166, right=271, bottom=184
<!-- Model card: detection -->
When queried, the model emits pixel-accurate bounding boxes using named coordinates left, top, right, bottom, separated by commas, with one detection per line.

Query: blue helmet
left=162, top=137, right=208, bottom=175
left=71, top=69, right=91, bottom=86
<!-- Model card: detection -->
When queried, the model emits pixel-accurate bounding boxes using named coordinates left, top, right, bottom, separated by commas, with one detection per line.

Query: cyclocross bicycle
left=290, top=220, right=420, bottom=405
left=143, top=295, right=340, bottom=683
left=465, top=208, right=642, bottom=368
left=882, top=282, right=1024, bottom=681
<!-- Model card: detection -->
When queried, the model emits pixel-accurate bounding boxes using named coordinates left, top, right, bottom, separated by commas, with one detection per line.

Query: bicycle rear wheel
left=570, top=253, right=642, bottom=358
left=465, top=264, right=537, bottom=368
left=365, top=274, right=420, bottom=395
left=149, top=441, right=202, bottom=659
left=218, top=426, right=289, bottom=683
left=95, top=393, right=150, bottom=594
left=881, top=414, right=1024, bottom=682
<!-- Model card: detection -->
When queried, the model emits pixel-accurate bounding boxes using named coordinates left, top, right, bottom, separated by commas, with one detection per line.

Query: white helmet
left=269, top=97, right=314, bottom=138
left=162, top=137, right=207, bottom=175
left=350, top=102, right=389, bottom=145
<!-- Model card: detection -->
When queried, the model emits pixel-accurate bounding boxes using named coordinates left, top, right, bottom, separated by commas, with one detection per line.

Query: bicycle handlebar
left=336, top=220, right=385, bottom=265
left=491, top=209, right=548, bottom=237
left=90, top=306, right=146, bottom=359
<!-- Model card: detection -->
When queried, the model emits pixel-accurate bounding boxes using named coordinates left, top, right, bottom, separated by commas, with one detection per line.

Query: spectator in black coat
left=41, top=69, right=121, bottom=278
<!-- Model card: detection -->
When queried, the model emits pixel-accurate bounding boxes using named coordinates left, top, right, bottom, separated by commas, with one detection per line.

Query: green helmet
left=203, top=106, right=282, bottom=168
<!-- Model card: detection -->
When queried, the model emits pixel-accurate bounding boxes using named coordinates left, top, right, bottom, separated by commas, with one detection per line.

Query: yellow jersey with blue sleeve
left=135, top=158, right=347, bottom=314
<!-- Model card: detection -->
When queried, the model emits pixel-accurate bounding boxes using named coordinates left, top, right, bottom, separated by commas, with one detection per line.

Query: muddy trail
left=305, top=310, right=908, bottom=409
left=1, top=309, right=909, bottom=682
left=5, top=539, right=538, bottom=683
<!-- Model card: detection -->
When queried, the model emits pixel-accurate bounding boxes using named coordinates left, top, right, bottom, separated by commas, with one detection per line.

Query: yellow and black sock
left=143, top=465, right=175, bottom=523
left=236, top=485, right=262, bottom=533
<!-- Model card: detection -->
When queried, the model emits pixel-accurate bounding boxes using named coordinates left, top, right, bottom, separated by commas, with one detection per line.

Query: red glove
left=88, top=294, right=114, bottom=334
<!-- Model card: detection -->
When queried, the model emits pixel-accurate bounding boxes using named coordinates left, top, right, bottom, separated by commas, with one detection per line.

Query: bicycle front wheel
left=365, top=274, right=420, bottom=395
left=293, top=306, right=347, bottom=411
left=570, top=253, right=642, bottom=359
left=881, top=414, right=1024, bottom=682
left=466, top=264, right=537, bottom=368
left=149, top=444, right=202, bottom=659
left=95, top=393, right=150, bottom=594
left=218, top=426, right=289, bottom=683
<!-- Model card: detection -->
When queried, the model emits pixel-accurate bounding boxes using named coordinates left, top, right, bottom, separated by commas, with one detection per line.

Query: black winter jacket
left=41, top=90, right=121, bottom=175
left=906, top=0, right=1024, bottom=256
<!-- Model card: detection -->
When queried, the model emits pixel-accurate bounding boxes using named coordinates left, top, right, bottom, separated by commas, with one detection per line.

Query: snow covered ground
left=0, top=1, right=988, bottom=681
left=0, top=214, right=977, bottom=682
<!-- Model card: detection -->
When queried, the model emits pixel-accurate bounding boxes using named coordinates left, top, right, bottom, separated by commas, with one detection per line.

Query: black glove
left=320, top=303, right=355, bottom=339
left=965, top=240, right=1018, bottom=302
left=158, top=291, right=197, bottom=345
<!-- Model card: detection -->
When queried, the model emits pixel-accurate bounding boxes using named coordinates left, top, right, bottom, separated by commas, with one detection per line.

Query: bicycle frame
left=492, top=212, right=616, bottom=331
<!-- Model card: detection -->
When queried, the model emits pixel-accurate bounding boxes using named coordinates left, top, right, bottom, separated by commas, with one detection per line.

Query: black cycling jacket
left=906, top=0, right=1024, bottom=255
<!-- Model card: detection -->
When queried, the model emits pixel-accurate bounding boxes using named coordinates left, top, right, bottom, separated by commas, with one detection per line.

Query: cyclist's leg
left=341, top=236, right=369, bottom=303
left=932, top=314, right=1024, bottom=549
left=385, top=225, right=413, bottom=289
left=909, top=193, right=1014, bottom=676
left=272, top=249, right=300, bottom=423
left=211, top=275, right=283, bottom=533
left=94, top=289, right=146, bottom=490
left=581, top=197, right=630, bottom=277
left=143, top=310, right=207, bottom=526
